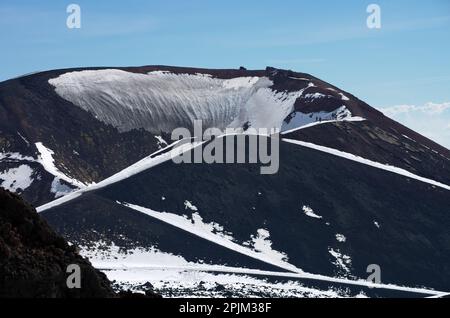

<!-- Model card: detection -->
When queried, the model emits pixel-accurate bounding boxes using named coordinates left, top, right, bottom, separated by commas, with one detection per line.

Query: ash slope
left=41, top=136, right=450, bottom=294
left=2, top=66, right=449, bottom=206
left=2, top=65, right=450, bottom=297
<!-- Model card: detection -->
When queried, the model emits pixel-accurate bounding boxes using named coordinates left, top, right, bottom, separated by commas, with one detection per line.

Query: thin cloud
left=381, top=102, right=450, bottom=116
left=379, top=102, right=450, bottom=149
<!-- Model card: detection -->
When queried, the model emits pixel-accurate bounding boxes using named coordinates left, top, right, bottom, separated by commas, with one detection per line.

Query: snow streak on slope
left=302, top=205, right=322, bottom=219
left=0, top=152, right=35, bottom=162
left=102, top=268, right=358, bottom=298
left=49, top=69, right=302, bottom=133
left=79, top=241, right=189, bottom=269
left=120, top=202, right=301, bottom=273
left=80, top=242, right=339, bottom=298
left=282, top=139, right=450, bottom=191
left=81, top=242, right=357, bottom=298
left=101, top=265, right=445, bottom=298
left=37, top=140, right=203, bottom=212
left=281, top=106, right=365, bottom=134
left=35, top=142, right=87, bottom=189
left=244, top=229, right=289, bottom=263
left=79, top=235, right=445, bottom=297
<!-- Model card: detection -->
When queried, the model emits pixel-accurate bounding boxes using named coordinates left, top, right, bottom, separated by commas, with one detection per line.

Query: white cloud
left=378, top=102, right=450, bottom=149
left=381, top=102, right=450, bottom=117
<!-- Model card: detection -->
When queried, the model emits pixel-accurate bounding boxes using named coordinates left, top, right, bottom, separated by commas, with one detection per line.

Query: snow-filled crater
left=49, top=69, right=302, bottom=133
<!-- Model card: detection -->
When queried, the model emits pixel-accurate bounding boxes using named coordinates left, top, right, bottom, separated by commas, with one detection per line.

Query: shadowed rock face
left=0, top=188, right=115, bottom=298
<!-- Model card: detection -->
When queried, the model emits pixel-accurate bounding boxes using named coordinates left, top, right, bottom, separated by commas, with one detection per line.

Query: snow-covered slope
left=282, top=138, right=450, bottom=191
left=80, top=240, right=443, bottom=298
left=36, top=139, right=202, bottom=212
left=121, top=202, right=301, bottom=273
left=41, top=135, right=450, bottom=297
left=35, top=142, right=88, bottom=189
left=48, top=69, right=303, bottom=133
left=281, top=106, right=365, bottom=133
left=0, top=146, right=80, bottom=202
left=7, top=65, right=445, bottom=207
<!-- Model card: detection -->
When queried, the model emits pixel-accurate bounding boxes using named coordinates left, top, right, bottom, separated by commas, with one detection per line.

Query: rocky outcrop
left=0, top=188, right=115, bottom=298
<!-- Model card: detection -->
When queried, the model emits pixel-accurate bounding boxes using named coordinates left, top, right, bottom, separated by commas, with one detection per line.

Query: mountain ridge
left=1, top=65, right=449, bottom=297
left=1, top=65, right=448, bottom=206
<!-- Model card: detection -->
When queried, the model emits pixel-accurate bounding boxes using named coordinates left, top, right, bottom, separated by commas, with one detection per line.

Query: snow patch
left=105, top=267, right=351, bottom=298
left=80, top=241, right=189, bottom=269
left=222, top=77, right=261, bottom=90
left=288, top=77, right=311, bottom=81
left=281, top=106, right=365, bottom=134
left=35, top=142, right=86, bottom=189
left=121, top=202, right=302, bottom=273
left=49, top=69, right=302, bottom=133
left=302, top=205, right=322, bottom=219
left=340, top=93, right=350, bottom=101
left=154, top=135, right=168, bottom=149
left=228, top=86, right=303, bottom=131
left=329, top=248, right=352, bottom=275
left=304, top=92, right=328, bottom=99
left=184, top=200, right=198, bottom=211
left=50, top=177, right=75, bottom=198
left=0, top=164, right=34, bottom=193
left=85, top=241, right=442, bottom=297
left=402, top=134, right=415, bottom=142
left=246, top=229, right=288, bottom=264
left=335, top=234, right=346, bottom=243
left=0, top=152, right=35, bottom=162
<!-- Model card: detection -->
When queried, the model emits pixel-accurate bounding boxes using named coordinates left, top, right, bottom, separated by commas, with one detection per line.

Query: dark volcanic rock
left=284, top=120, right=450, bottom=184
left=1, top=65, right=449, bottom=207
left=0, top=188, right=115, bottom=298
left=43, top=136, right=450, bottom=291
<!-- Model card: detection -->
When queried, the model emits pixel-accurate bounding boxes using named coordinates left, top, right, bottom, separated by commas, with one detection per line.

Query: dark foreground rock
left=0, top=188, right=115, bottom=298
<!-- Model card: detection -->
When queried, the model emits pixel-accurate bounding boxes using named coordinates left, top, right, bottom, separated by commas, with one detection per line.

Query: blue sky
left=1, top=0, right=449, bottom=146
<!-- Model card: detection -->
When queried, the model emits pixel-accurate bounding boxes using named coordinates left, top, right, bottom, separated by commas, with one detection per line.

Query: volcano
left=1, top=66, right=449, bottom=297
